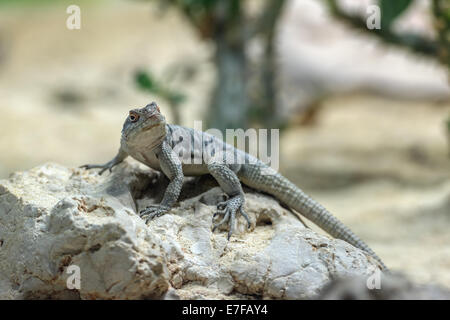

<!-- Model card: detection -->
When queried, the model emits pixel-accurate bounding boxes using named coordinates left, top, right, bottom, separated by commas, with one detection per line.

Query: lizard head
left=121, top=102, right=167, bottom=149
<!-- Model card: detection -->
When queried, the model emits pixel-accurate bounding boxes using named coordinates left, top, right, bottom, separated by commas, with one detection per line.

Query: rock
left=318, top=273, right=450, bottom=300
left=0, top=163, right=168, bottom=299
left=0, top=162, right=381, bottom=300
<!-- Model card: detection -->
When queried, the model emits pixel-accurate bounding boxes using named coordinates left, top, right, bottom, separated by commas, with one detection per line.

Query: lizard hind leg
left=207, top=160, right=251, bottom=239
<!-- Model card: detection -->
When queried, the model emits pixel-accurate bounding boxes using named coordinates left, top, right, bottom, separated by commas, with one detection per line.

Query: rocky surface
left=318, top=273, right=450, bottom=300
left=1, top=0, right=449, bottom=291
left=0, top=162, right=383, bottom=300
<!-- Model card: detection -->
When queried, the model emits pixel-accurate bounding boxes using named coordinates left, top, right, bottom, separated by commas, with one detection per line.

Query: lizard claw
left=212, top=195, right=251, bottom=239
left=212, top=209, right=230, bottom=232
left=212, top=210, right=224, bottom=219
left=240, top=207, right=252, bottom=229
left=217, top=201, right=228, bottom=211
left=140, top=204, right=170, bottom=224
left=80, top=161, right=116, bottom=175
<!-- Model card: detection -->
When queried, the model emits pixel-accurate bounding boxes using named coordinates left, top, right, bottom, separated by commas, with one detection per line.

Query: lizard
left=81, top=102, right=387, bottom=270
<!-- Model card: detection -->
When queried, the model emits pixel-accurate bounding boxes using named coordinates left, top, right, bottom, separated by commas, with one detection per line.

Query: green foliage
left=142, top=0, right=288, bottom=130
left=156, top=0, right=218, bottom=24
left=0, top=0, right=97, bottom=7
left=176, top=0, right=217, bottom=9
left=380, top=0, right=413, bottom=30
left=135, top=71, right=156, bottom=92
left=135, top=70, right=186, bottom=106
left=134, top=68, right=190, bottom=124
left=0, top=0, right=53, bottom=5
left=325, top=0, right=438, bottom=57
left=432, top=0, right=450, bottom=69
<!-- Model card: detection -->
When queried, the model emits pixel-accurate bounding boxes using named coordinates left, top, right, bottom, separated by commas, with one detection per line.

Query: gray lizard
left=81, top=102, right=387, bottom=270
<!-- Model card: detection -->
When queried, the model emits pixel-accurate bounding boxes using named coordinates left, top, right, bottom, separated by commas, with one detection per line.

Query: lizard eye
left=129, top=113, right=139, bottom=122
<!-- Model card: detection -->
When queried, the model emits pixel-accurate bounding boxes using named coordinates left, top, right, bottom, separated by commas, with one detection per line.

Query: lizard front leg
left=81, top=148, right=128, bottom=175
left=140, top=141, right=183, bottom=223
left=207, top=158, right=251, bottom=240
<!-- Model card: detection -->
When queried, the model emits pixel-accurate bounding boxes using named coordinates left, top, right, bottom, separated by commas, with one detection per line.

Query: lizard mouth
left=141, top=122, right=160, bottom=132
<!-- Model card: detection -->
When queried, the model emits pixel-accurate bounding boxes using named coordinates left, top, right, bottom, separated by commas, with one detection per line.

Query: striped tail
left=239, top=164, right=387, bottom=270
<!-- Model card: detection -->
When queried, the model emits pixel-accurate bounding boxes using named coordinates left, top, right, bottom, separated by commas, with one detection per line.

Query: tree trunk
left=251, top=0, right=286, bottom=129
left=208, top=34, right=249, bottom=132
left=432, top=0, right=450, bottom=71
left=205, top=0, right=285, bottom=132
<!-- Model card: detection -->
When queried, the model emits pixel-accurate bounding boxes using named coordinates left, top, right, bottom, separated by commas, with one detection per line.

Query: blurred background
left=0, top=0, right=449, bottom=288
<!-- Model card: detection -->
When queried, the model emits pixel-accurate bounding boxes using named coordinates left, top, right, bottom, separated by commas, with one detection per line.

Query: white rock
left=0, top=163, right=168, bottom=299
left=0, top=162, right=381, bottom=299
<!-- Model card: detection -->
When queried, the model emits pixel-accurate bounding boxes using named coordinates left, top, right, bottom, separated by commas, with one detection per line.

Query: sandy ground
left=0, top=0, right=450, bottom=291
left=281, top=95, right=450, bottom=287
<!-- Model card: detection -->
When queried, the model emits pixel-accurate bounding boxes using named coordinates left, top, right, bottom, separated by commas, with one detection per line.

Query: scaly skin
left=82, top=102, right=387, bottom=270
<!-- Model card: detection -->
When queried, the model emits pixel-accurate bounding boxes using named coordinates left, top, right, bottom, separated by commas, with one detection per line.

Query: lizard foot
left=212, top=195, right=251, bottom=240
left=80, top=160, right=117, bottom=175
left=140, top=204, right=170, bottom=224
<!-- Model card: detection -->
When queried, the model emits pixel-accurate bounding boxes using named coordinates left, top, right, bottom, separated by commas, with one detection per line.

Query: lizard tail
left=239, top=165, right=388, bottom=270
